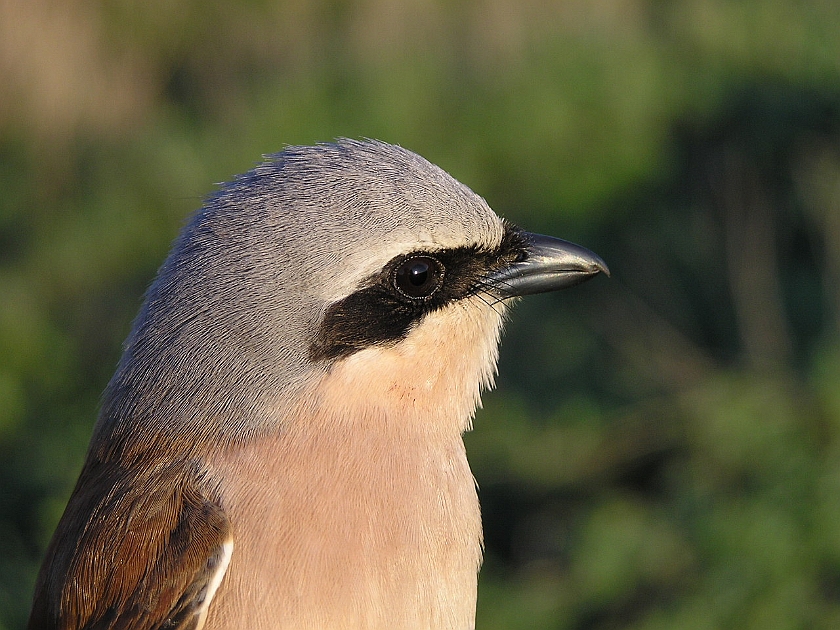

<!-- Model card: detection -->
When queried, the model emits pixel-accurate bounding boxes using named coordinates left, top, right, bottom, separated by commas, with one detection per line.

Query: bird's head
left=96, top=139, right=607, bottom=456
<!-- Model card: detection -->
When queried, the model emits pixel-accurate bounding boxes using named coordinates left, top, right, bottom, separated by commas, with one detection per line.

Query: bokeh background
left=2, top=1, right=840, bottom=628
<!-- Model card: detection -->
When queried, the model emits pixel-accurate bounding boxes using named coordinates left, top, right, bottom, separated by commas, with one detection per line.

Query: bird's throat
left=202, top=298, right=504, bottom=629
left=307, top=296, right=508, bottom=436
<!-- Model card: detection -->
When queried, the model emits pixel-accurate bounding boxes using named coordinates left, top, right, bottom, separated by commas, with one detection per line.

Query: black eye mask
left=309, top=223, right=528, bottom=362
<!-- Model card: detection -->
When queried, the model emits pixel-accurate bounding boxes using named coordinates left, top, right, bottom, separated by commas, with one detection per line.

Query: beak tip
left=594, top=258, right=610, bottom=278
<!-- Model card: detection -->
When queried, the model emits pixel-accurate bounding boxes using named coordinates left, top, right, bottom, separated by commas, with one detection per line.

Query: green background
left=2, top=1, right=840, bottom=628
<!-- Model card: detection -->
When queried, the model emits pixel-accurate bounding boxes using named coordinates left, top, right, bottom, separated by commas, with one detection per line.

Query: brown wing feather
left=28, top=457, right=232, bottom=630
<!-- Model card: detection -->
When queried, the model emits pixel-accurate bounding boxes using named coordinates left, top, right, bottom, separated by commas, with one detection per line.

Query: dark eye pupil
left=407, top=262, right=429, bottom=286
left=394, top=256, right=442, bottom=299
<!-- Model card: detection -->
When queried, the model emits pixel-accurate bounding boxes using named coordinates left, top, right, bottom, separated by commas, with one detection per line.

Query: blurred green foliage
left=2, top=1, right=840, bottom=628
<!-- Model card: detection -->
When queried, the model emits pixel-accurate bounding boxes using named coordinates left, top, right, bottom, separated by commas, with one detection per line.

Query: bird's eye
left=394, top=256, right=443, bottom=299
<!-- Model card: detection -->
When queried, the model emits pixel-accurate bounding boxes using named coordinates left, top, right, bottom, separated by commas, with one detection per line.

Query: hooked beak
left=487, top=232, right=609, bottom=298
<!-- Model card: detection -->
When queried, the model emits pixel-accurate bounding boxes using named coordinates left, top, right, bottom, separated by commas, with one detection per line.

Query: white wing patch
left=195, top=537, right=234, bottom=630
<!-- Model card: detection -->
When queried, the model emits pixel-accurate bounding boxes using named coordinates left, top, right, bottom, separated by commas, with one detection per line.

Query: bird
left=27, top=139, right=607, bottom=630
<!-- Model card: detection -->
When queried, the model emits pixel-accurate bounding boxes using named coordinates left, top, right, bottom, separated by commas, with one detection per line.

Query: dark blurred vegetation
left=2, top=1, right=840, bottom=628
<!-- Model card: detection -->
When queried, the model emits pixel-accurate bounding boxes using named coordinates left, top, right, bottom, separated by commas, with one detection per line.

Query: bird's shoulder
left=28, top=454, right=232, bottom=630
